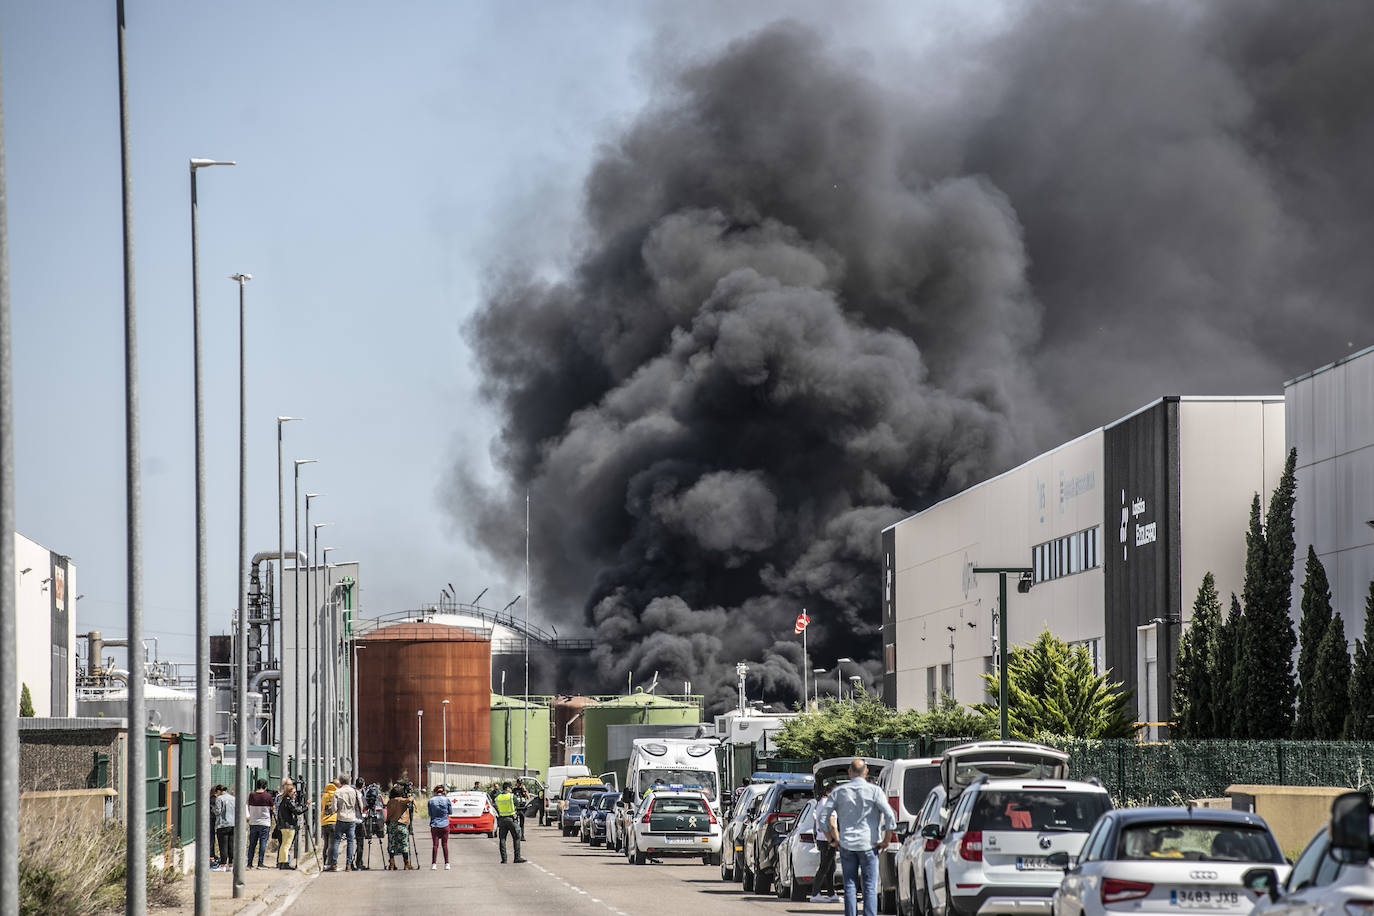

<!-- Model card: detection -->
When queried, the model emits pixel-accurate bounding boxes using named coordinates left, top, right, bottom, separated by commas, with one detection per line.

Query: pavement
left=276, top=820, right=856, bottom=916
left=154, top=837, right=329, bottom=916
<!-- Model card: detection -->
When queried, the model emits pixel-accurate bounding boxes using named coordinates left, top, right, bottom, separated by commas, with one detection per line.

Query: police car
left=624, top=785, right=723, bottom=866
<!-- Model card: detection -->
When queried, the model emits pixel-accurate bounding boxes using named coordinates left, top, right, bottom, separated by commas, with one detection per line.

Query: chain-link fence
left=764, top=739, right=1374, bottom=806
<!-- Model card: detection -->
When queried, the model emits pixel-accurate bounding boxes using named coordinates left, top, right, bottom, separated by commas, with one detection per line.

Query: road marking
left=530, top=859, right=623, bottom=914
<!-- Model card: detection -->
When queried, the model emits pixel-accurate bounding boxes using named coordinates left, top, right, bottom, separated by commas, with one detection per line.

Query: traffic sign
left=570, top=754, right=585, bottom=765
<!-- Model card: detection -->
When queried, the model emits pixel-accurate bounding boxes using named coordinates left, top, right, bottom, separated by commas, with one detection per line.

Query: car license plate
left=1170, top=890, right=1242, bottom=908
left=666, top=836, right=695, bottom=844
left=1016, top=856, right=1056, bottom=871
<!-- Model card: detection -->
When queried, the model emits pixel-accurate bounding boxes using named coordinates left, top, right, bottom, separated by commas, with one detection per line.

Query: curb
left=237, top=867, right=319, bottom=916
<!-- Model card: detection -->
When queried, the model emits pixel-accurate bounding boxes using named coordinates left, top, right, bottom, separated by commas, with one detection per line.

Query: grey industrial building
left=1286, top=344, right=1374, bottom=651
left=881, top=396, right=1287, bottom=736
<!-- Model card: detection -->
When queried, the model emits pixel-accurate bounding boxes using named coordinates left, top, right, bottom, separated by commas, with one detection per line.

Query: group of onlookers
left=207, top=778, right=306, bottom=871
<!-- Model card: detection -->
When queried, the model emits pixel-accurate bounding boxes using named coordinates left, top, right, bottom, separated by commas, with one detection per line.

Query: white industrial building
left=881, top=396, right=1286, bottom=736
left=14, top=531, right=77, bottom=717
left=1287, top=345, right=1374, bottom=648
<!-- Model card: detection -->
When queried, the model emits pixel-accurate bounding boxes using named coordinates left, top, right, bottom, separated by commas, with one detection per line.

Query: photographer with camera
left=385, top=782, right=415, bottom=870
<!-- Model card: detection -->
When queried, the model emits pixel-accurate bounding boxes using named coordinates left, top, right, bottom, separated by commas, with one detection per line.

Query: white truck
left=539, top=764, right=591, bottom=826
left=626, top=737, right=722, bottom=811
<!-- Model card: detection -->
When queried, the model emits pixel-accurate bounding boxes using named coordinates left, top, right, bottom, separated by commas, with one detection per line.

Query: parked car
left=624, top=786, right=722, bottom=866
left=560, top=780, right=615, bottom=836
left=446, top=790, right=496, bottom=837
left=722, top=784, right=771, bottom=881
left=540, top=764, right=591, bottom=826
left=741, top=779, right=817, bottom=895
left=1246, top=792, right=1373, bottom=916
left=900, top=742, right=1071, bottom=916
left=579, top=791, right=620, bottom=846
left=1051, top=806, right=1289, bottom=916
left=929, top=776, right=1112, bottom=916
left=877, top=758, right=943, bottom=913
left=897, top=783, right=950, bottom=916
left=608, top=787, right=637, bottom=852
left=775, top=797, right=825, bottom=901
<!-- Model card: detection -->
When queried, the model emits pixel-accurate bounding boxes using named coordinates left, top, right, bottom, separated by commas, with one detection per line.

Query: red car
left=447, top=791, right=496, bottom=837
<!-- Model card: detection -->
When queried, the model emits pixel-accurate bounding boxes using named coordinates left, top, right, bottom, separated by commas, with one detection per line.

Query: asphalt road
left=281, top=821, right=848, bottom=916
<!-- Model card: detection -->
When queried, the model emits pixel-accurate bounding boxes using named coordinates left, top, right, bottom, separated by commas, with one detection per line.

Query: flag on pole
left=794, top=611, right=810, bottom=634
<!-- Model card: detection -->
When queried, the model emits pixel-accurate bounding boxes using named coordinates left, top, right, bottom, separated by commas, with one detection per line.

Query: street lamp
left=321, top=546, right=337, bottom=778
left=812, top=668, right=825, bottom=705
left=309, top=514, right=329, bottom=793
left=836, top=658, right=853, bottom=703
left=849, top=674, right=864, bottom=701
left=417, top=709, right=424, bottom=788
left=189, top=154, right=235, bottom=906
left=275, top=418, right=300, bottom=763
left=229, top=272, right=252, bottom=897
left=290, top=458, right=314, bottom=853
left=971, top=566, right=1034, bottom=740
left=442, top=699, right=450, bottom=787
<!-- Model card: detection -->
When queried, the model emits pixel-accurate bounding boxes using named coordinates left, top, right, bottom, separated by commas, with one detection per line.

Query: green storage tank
left=582, top=690, right=701, bottom=777
left=490, top=694, right=551, bottom=780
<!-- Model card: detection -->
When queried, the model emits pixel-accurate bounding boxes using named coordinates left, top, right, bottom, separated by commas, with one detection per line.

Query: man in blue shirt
left=818, top=759, right=896, bottom=916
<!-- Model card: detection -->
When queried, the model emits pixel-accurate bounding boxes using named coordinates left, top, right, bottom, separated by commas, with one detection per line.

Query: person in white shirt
left=329, top=774, right=363, bottom=872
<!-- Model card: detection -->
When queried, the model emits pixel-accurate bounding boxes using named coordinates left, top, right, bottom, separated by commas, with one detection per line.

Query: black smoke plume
left=457, top=2, right=1374, bottom=712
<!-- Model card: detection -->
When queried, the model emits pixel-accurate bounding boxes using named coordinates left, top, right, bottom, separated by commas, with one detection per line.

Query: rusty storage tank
left=549, top=695, right=594, bottom=767
left=356, top=622, right=490, bottom=784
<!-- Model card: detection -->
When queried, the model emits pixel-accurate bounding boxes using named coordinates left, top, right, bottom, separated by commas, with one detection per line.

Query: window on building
left=884, top=643, right=896, bottom=674
left=926, top=667, right=937, bottom=711
left=1031, top=526, right=1103, bottom=584
left=940, top=663, right=952, bottom=699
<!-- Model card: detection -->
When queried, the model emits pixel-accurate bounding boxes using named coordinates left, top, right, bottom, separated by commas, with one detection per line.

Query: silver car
left=775, top=798, right=825, bottom=901
left=1051, top=807, right=1289, bottom=916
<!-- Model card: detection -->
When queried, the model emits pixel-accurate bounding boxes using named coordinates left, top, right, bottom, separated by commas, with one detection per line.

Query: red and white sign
left=794, top=612, right=810, bottom=634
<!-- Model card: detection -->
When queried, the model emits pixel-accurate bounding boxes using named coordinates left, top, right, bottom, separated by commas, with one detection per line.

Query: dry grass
left=19, top=812, right=183, bottom=915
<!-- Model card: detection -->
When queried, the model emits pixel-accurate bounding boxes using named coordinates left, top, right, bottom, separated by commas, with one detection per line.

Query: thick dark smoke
left=456, top=2, right=1374, bottom=712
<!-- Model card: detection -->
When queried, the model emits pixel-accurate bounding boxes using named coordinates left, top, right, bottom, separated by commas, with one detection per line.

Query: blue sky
left=2, top=1, right=1003, bottom=667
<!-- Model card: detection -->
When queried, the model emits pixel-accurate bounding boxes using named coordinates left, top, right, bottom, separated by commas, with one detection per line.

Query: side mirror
left=1242, top=867, right=1280, bottom=902
left=1330, top=791, right=1372, bottom=864
left=1046, top=851, right=1071, bottom=872
left=920, top=823, right=943, bottom=840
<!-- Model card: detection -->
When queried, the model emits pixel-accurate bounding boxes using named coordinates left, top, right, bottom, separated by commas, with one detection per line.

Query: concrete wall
left=1286, top=346, right=1374, bottom=648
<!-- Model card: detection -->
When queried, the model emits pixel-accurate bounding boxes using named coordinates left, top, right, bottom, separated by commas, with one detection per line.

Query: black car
left=579, top=791, right=620, bottom=846
left=742, top=779, right=816, bottom=896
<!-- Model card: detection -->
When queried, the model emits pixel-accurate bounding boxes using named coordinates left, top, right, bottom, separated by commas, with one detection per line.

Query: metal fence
left=762, top=738, right=1374, bottom=807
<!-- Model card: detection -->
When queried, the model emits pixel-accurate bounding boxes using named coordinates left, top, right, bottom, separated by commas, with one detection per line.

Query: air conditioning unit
left=209, top=744, right=224, bottom=765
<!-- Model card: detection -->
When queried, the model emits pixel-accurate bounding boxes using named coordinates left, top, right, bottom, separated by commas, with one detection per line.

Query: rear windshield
left=904, top=768, right=941, bottom=812
left=652, top=796, right=708, bottom=815
left=594, top=795, right=618, bottom=810
left=777, top=789, right=812, bottom=816
left=969, top=790, right=1110, bottom=832
left=1118, top=823, right=1282, bottom=863
left=566, top=787, right=605, bottom=803
left=954, top=753, right=1064, bottom=789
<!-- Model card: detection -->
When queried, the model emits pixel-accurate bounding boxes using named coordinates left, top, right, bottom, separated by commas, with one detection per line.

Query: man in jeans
left=329, top=774, right=362, bottom=872
left=819, top=759, right=896, bottom=916
left=245, top=778, right=275, bottom=868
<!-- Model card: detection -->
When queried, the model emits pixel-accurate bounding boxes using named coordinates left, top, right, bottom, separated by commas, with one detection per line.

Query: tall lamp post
left=417, top=709, right=424, bottom=788
left=321, top=546, right=337, bottom=778
left=442, top=699, right=450, bottom=787
left=836, top=658, right=853, bottom=702
left=310, top=517, right=329, bottom=789
left=303, top=494, right=323, bottom=818
left=0, top=33, right=17, bottom=912
left=971, top=567, right=1034, bottom=740
left=290, top=458, right=314, bottom=855
left=352, top=643, right=365, bottom=776
left=812, top=668, right=825, bottom=706
left=275, top=419, right=300, bottom=767
left=229, top=271, right=252, bottom=898
left=189, top=155, right=234, bottom=913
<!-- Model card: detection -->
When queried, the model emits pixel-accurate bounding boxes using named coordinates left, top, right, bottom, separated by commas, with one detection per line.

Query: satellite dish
left=210, top=744, right=224, bottom=765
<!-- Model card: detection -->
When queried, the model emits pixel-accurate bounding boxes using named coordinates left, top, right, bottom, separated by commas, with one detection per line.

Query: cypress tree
left=1294, top=545, right=1333, bottom=739
left=1311, top=612, right=1351, bottom=739
left=1232, top=495, right=1266, bottom=738
left=18, top=683, right=33, bottom=718
left=1238, top=451, right=1299, bottom=739
left=1211, top=593, right=1242, bottom=738
left=1174, top=573, right=1220, bottom=737
left=1346, top=580, right=1374, bottom=739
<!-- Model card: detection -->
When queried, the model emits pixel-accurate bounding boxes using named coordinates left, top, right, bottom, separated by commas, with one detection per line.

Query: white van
left=626, top=738, right=721, bottom=811
left=540, top=764, right=591, bottom=826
